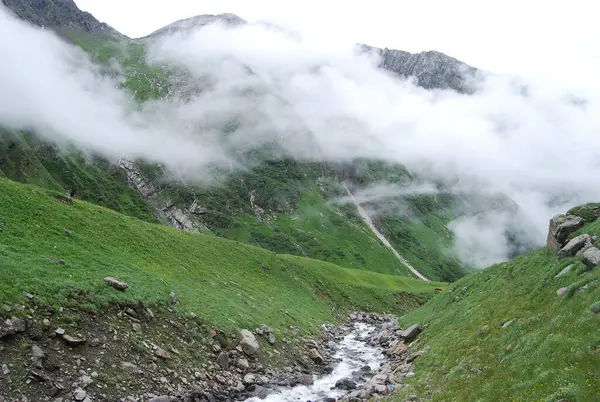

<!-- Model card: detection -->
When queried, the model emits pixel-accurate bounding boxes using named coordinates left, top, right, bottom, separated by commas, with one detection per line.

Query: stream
left=246, top=322, right=387, bottom=401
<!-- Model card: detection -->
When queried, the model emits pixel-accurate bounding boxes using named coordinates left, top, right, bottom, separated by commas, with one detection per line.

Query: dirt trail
left=342, top=183, right=429, bottom=281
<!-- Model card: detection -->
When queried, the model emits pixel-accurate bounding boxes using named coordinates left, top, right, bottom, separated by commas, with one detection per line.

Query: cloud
left=2, top=6, right=600, bottom=268
left=0, top=6, right=232, bottom=177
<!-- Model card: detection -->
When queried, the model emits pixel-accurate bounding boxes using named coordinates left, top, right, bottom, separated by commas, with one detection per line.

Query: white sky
left=75, top=0, right=599, bottom=81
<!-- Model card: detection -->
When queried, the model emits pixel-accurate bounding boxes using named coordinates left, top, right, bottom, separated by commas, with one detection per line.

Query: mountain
left=0, top=5, right=473, bottom=282
left=1, top=0, right=124, bottom=37
left=1, top=4, right=599, bottom=402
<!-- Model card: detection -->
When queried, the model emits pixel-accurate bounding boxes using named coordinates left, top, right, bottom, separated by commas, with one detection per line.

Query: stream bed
left=246, top=322, right=388, bottom=401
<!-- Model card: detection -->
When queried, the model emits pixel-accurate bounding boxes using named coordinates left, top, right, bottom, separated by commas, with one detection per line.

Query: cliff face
left=359, top=45, right=481, bottom=93
left=1, top=0, right=124, bottom=37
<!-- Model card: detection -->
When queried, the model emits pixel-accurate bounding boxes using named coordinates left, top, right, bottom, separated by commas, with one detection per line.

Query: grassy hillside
left=392, top=220, right=600, bottom=401
left=0, top=178, right=444, bottom=336
left=0, top=29, right=469, bottom=282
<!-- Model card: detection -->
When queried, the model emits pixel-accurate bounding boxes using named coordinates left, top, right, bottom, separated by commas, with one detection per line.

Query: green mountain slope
left=0, top=178, right=444, bottom=335
left=392, top=219, right=600, bottom=401
left=0, top=29, right=467, bottom=281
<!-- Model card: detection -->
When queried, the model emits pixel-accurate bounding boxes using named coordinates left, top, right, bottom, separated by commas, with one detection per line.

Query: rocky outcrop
left=567, top=203, right=600, bottom=223
left=358, top=44, right=481, bottom=93
left=2, top=0, right=124, bottom=37
left=547, top=214, right=585, bottom=252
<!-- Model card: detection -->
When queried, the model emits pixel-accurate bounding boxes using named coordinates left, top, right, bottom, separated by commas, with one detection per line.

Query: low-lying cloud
left=2, top=5, right=600, bottom=268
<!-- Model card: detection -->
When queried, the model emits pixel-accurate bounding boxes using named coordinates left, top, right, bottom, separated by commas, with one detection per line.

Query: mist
left=2, top=6, right=600, bottom=268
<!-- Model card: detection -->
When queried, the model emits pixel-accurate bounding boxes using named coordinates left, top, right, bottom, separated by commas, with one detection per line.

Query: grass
left=390, top=219, right=600, bottom=401
left=0, top=178, right=444, bottom=337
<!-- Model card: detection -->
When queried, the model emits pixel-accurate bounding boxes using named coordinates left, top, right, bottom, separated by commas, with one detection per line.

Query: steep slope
left=1, top=0, right=123, bottom=37
left=391, top=209, right=600, bottom=401
left=0, top=177, right=443, bottom=332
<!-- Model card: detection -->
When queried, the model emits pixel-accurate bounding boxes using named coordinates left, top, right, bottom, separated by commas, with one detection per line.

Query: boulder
left=155, top=347, right=172, bottom=359
left=308, top=348, right=324, bottom=365
left=103, top=277, right=129, bottom=291
left=547, top=214, right=584, bottom=252
left=216, top=352, right=230, bottom=370
left=558, top=234, right=593, bottom=260
left=148, top=397, right=171, bottom=402
left=554, top=264, right=574, bottom=278
left=62, top=334, right=86, bottom=346
left=239, top=329, right=260, bottom=356
left=0, top=317, right=26, bottom=339
left=236, top=358, right=250, bottom=370
left=397, top=324, right=422, bottom=342
left=582, top=247, right=600, bottom=268
left=31, top=345, right=45, bottom=369
left=243, top=373, right=256, bottom=385
left=335, top=377, right=357, bottom=390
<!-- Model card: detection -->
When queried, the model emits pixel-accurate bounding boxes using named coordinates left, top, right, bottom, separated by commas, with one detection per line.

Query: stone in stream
left=335, top=377, right=357, bottom=390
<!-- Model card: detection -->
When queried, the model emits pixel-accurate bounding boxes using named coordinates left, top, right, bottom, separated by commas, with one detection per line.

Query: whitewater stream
left=246, top=322, right=387, bottom=401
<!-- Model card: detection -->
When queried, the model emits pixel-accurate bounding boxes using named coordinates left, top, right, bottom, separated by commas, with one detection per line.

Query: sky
left=74, top=0, right=600, bottom=81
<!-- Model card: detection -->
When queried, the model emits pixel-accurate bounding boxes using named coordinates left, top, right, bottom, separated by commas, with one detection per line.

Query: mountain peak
left=2, top=0, right=125, bottom=37
left=143, top=13, right=246, bottom=39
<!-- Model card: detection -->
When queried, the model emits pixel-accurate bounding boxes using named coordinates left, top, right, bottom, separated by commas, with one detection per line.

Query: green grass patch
left=390, top=218, right=600, bottom=401
left=0, top=178, right=443, bottom=336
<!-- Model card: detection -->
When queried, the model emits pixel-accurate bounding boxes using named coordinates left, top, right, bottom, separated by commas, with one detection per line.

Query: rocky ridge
left=2, top=0, right=124, bottom=37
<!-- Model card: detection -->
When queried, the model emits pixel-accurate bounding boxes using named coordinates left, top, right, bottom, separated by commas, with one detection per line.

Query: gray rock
left=2, top=363, right=9, bottom=375
left=547, top=214, right=584, bottom=252
left=397, top=324, right=422, bottom=342
left=242, top=373, right=256, bottom=385
left=73, top=388, right=87, bottom=401
left=308, top=348, right=324, bottom=365
left=1, top=317, right=26, bottom=339
left=554, top=265, right=574, bottom=278
left=62, top=334, right=86, bottom=346
left=216, top=352, right=230, bottom=370
left=236, top=358, right=250, bottom=370
left=558, top=234, right=593, bottom=260
left=582, top=247, right=600, bottom=268
left=267, top=332, right=276, bottom=345
left=103, top=277, right=129, bottom=291
left=358, top=45, right=481, bottom=93
left=155, top=347, right=171, bottom=359
left=501, top=319, right=514, bottom=328
left=238, top=329, right=260, bottom=356
left=557, top=287, right=568, bottom=296
left=148, top=397, right=171, bottom=402
left=31, top=345, right=45, bottom=369
left=335, top=377, right=357, bottom=390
